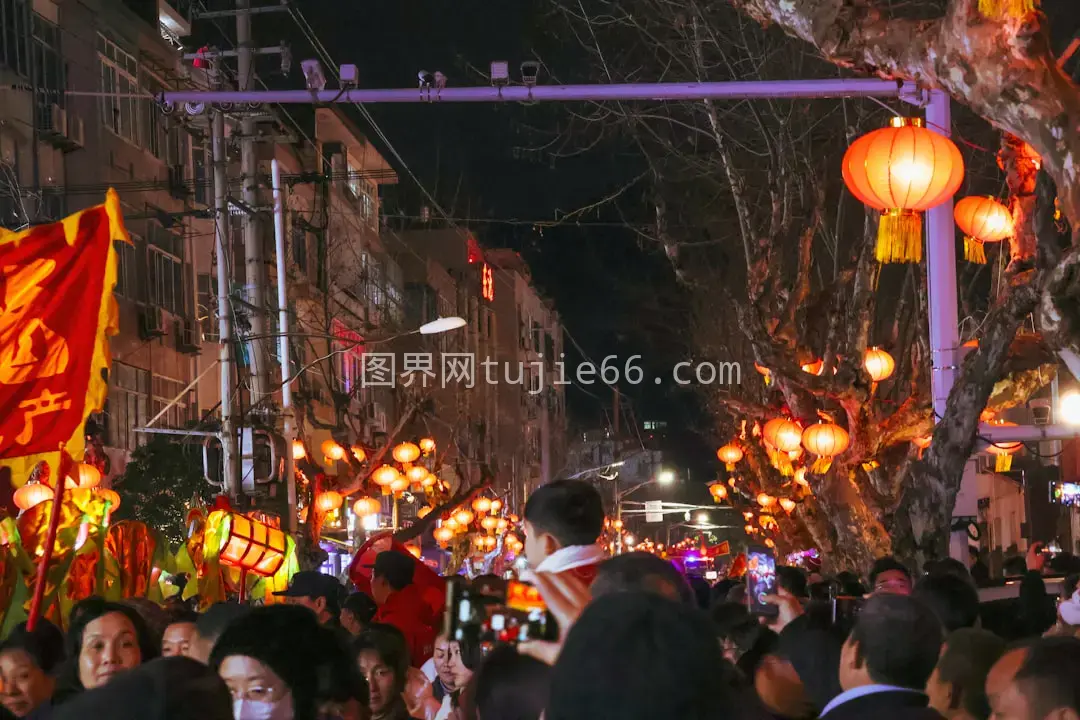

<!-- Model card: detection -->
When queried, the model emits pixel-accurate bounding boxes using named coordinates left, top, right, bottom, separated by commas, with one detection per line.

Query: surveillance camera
left=339, top=63, right=359, bottom=88
left=418, top=70, right=434, bottom=89
left=520, top=61, right=540, bottom=87
left=184, top=101, right=206, bottom=116
left=301, top=58, right=326, bottom=92
left=490, top=60, right=509, bottom=87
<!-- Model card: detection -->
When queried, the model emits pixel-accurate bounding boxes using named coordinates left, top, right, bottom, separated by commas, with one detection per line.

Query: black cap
left=367, top=551, right=415, bottom=590
left=272, top=570, right=342, bottom=599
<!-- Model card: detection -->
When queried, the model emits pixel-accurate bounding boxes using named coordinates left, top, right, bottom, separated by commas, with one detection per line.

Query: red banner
left=0, top=190, right=127, bottom=484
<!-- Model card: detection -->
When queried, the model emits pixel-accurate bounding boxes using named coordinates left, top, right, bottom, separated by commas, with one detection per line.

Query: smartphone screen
left=746, top=545, right=778, bottom=617
left=506, top=580, right=547, bottom=613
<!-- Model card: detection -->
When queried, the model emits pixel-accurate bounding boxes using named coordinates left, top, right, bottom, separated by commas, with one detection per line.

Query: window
left=32, top=13, right=63, bottom=126
left=385, top=260, right=403, bottom=325
left=291, top=215, right=308, bottom=272
left=0, top=0, right=30, bottom=78
left=152, top=374, right=195, bottom=430
left=346, top=160, right=361, bottom=198
left=368, top=257, right=384, bottom=309
left=332, top=320, right=364, bottom=396
left=146, top=221, right=185, bottom=315
left=105, top=362, right=149, bottom=451
left=360, top=185, right=375, bottom=227
left=114, top=238, right=140, bottom=300
left=197, top=272, right=215, bottom=340
left=98, top=33, right=139, bottom=144
left=192, top=141, right=209, bottom=206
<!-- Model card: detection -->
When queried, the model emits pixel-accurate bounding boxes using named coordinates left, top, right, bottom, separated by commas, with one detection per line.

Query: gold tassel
left=725, top=462, right=735, bottom=472
left=995, top=453, right=1013, bottom=473
left=964, top=236, right=987, bottom=264
left=876, top=210, right=923, bottom=264
left=811, top=456, right=833, bottom=474
left=978, top=0, right=1036, bottom=20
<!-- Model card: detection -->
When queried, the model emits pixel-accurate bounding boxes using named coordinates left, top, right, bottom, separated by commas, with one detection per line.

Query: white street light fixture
left=656, top=470, right=676, bottom=485
left=1062, top=391, right=1080, bottom=426
left=419, top=316, right=467, bottom=335
left=696, top=512, right=709, bottom=524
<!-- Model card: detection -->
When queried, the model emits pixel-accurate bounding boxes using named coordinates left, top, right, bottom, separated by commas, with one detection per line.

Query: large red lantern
left=801, top=422, right=851, bottom=473
left=954, top=196, right=1014, bottom=264
left=863, top=347, right=896, bottom=383
left=842, top=117, right=964, bottom=264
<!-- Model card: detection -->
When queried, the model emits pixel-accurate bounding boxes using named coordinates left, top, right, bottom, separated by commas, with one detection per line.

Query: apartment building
left=0, top=0, right=213, bottom=476
left=389, top=228, right=500, bottom=502
left=485, top=248, right=567, bottom=510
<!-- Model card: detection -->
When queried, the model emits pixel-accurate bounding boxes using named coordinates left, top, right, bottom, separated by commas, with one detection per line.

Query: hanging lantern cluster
left=842, top=116, right=964, bottom=264
left=954, top=196, right=1014, bottom=264
left=434, top=494, right=517, bottom=555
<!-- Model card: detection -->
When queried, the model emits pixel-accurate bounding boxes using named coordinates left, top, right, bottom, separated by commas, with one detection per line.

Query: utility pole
left=236, top=0, right=270, bottom=402
left=212, top=101, right=240, bottom=499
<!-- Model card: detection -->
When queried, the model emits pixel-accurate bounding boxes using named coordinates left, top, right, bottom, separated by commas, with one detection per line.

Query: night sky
left=279, top=1, right=716, bottom=480
left=245, top=1, right=1080, bottom=490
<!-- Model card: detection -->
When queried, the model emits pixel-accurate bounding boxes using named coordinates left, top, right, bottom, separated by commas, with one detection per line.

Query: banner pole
left=26, top=448, right=71, bottom=631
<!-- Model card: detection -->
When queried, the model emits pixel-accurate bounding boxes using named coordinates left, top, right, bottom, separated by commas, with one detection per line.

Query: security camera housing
left=339, top=63, right=359, bottom=87
left=520, top=61, right=540, bottom=87
left=301, top=58, right=327, bottom=91
left=490, top=60, right=509, bottom=87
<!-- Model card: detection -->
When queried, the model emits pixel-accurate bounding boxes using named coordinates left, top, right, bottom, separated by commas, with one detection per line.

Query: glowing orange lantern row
left=842, top=117, right=964, bottom=264
left=954, top=196, right=1013, bottom=265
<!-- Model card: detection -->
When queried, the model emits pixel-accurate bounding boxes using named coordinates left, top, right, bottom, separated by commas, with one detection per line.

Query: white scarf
left=521, top=543, right=606, bottom=581
left=1061, top=589, right=1080, bottom=626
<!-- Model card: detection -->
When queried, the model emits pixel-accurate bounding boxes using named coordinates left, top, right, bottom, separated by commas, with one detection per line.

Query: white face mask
left=233, top=696, right=294, bottom=720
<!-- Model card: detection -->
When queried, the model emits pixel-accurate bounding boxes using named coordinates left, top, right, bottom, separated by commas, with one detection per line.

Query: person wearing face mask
left=0, top=620, right=65, bottom=719
left=50, top=599, right=159, bottom=710
left=212, top=604, right=367, bottom=720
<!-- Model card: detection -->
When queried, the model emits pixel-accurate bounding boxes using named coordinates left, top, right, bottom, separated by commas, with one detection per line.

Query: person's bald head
left=592, top=553, right=694, bottom=605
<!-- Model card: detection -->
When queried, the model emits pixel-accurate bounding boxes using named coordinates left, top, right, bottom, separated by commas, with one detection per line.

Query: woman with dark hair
left=212, top=604, right=367, bottom=720
left=433, top=634, right=478, bottom=720
left=354, top=624, right=420, bottom=720
left=50, top=599, right=159, bottom=709
left=462, top=645, right=550, bottom=720
left=0, top=620, right=65, bottom=718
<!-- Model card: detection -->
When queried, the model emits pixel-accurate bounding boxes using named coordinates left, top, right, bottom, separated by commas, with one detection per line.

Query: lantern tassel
left=725, top=462, right=735, bottom=472
left=876, top=210, right=922, bottom=264
left=811, top=456, right=833, bottom=474
left=964, top=237, right=987, bottom=264
left=995, top=453, right=1013, bottom=473
left=978, top=0, right=1036, bottom=20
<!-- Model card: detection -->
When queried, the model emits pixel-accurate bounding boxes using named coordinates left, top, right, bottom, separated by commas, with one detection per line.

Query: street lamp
left=614, top=470, right=677, bottom=554
left=657, top=469, right=676, bottom=486
left=419, top=316, right=467, bottom=335
left=696, top=512, right=709, bottom=524
left=1061, top=390, right=1080, bottom=425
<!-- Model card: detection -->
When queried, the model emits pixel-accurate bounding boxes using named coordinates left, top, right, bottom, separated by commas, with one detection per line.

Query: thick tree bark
left=724, top=0, right=1080, bottom=233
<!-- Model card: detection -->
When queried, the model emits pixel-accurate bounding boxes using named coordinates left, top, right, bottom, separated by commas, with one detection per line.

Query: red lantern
left=801, top=359, right=824, bottom=376
left=392, top=442, right=421, bottom=464
left=954, top=196, right=1014, bottom=264
left=986, top=420, right=1022, bottom=472
left=13, top=481, right=53, bottom=511
left=801, top=422, right=851, bottom=473
left=372, top=465, right=400, bottom=495
left=763, top=418, right=802, bottom=453
left=709, top=482, right=728, bottom=502
left=864, top=347, right=896, bottom=383
left=716, top=443, right=743, bottom=471
left=93, top=487, right=121, bottom=510
left=842, top=117, right=964, bottom=264
left=352, top=497, right=381, bottom=517
left=315, top=490, right=343, bottom=514
left=219, top=512, right=288, bottom=577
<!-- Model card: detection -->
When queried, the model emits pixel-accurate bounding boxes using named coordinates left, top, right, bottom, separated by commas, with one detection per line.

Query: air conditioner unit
left=175, top=318, right=199, bottom=355
left=49, top=104, right=66, bottom=137
left=65, top=113, right=84, bottom=150
left=138, top=305, right=167, bottom=339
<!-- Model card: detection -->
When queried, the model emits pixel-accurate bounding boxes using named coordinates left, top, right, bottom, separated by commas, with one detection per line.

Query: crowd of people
left=1, top=479, right=1080, bottom=720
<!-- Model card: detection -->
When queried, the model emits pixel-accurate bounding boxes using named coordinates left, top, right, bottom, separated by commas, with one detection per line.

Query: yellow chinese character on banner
left=0, top=259, right=70, bottom=384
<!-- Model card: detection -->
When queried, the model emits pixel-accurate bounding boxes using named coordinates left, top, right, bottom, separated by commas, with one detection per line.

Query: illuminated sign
left=481, top=263, right=494, bottom=301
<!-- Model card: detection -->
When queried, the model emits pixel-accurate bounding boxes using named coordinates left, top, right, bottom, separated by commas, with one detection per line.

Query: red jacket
left=374, top=584, right=438, bottom=667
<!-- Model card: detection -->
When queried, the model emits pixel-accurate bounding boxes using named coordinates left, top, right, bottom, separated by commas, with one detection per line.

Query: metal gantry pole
left=212, top=108, right=240, bottom=499
left=161, top=78, right=911, bottom=106
left=236, top=0, right=270, bottom=402
left=271, top=158, right=297, bottom=533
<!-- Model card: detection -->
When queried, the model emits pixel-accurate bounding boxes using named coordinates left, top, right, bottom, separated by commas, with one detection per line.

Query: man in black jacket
left=820, top=594, right=945, bottom=720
